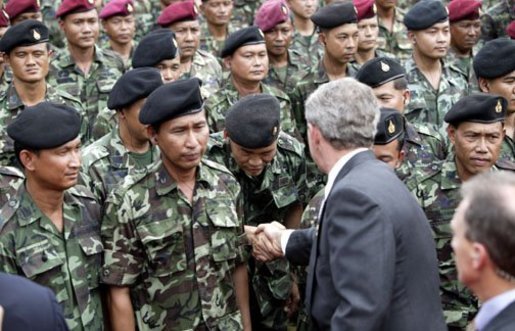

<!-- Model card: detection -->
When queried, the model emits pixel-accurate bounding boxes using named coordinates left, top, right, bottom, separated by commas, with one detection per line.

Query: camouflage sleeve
left=92, top=107, right=117, bottom=140
left=0, top=233, right=18, bottom=274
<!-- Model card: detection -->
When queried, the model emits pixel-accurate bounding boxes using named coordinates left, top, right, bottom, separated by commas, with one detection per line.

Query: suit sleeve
left=327, top=187, right=395, bottom=330
left=285, top=228, right=315, bottom=266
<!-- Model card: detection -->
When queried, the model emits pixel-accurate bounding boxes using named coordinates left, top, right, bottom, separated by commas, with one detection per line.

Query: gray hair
left=461, top=171, right=515, bottom=280
left=305, top=77, right=380, bottom=150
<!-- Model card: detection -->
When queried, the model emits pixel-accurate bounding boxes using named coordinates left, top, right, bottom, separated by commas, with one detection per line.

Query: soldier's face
left=357, top=17, right=379, bottom=52
left=374, top=0, right=396, bottom=10
left=321, top=23, right=359, bottom=65
left=6, top=43, right=50, bottom=84
left=287, top=0, right=317, bottom=19
left=229, top=139, right=277, bottom=176
left=201, top=0, right=233, bottom=26
left=120, top=98, right=150, bottom=143
left=372, top=140, right=404, bottom=169
left=480, top=72, right=515, bottom=113
left=170, top=20, right=201, bottom=60
left=450, top=19, right=481, bottom=54
left=60, top=9, right=100, bottom=49
left=156, top=58, right=182, bottom=83
left=372, top=81, right=410, bottom=113
left=410, top=21, right=450, bottom=59
left=11, top=11, right=43, bottom=26
left=226, top=43, right=268, bottom=84
left=22, top=138, right=81, bottom=191
left=102, top=15, right=136, bottom=45
left=450, top=199, right=477, bottom=287
left=264, top=21, right=293, bottom=57
left=448, top=121, right=504, bottom=180
left=151, top=110, right=209, bottom=172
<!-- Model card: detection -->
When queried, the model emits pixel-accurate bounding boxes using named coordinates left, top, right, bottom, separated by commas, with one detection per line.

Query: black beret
left=374, top=108, right=404, bottom=145
left=133, top=29, right=179, bottom=68
left=355, top=57, right=405, bottom=88
left=108, top=68, right=163, bottom=110
left=221, top=26, right=265, bottom=58
left=444, top=93, right=507, bottom=125
left=311, top=2, right=357, bottom=29
left=404, top=1, right=448, bottom=31
left=0, top=20, right=49, bottom=53
left=225, top=94, right=281, bottom=149
left=473, top=38, right=515, bottom=79
left=139, top=78, right=203, bottom=126
left=7, top=102, right=81, bottom=149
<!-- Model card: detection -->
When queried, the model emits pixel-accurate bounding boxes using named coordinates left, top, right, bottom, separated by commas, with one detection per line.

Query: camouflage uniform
left=231, top=0, right=263, bottom=29
left=377, top=7, right=412, bottom=62
left=204, top=79, right=298, bottom=137
left=289, top=29, right=323, bottom=67
left=205, top=131, right=306, bottom=330
left=199, top=22, right=236, bottom=58
left=499, top=135, right=515, bottom=164
left=446, top=46, right=480, bottom=93
left=404, top=57, right=469, bottom=130
left=101, top=159, right=246, bottom=331
left=181, top=49, right=224, bottom=99
left=0, top=185, right=104, bottom=331
left=80, top=129, right=160, bottom=207
left=263, top=49, right=310, bottom=96
left=0, top=166, right=23, bottom=211
left=100, top=40, right=137, bottom=71
left=48, top=46, right=125, bottom=144
left=480, top=0, right=515, bottom=41
left=0, top=83, right=88, bottom=167
left=41, top=0, right=65, bottom=50
left=132, top=0, right=161, bottom=42
left=396, top=121, right=448, bottom=182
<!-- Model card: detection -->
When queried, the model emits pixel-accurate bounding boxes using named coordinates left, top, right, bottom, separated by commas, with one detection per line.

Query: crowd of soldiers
left=0, top=0, right=513, bottom=330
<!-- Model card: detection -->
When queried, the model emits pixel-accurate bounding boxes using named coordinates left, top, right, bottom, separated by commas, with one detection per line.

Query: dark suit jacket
left=285, top=151, right=446, bottom=331
left=0, top=273, right=69, bottom=331
left=483, top=300, right=515, bottom=331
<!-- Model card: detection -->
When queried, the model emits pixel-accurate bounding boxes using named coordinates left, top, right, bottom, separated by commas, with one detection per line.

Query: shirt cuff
left=280, top=229, right=294, bottom=255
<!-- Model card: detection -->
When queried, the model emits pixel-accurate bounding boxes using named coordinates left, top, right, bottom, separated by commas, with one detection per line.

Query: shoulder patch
left=277, top=132, right=304, bottom=156
left=69, top=185, right=97, bottom=200
left=0, top=166, right=24, bottom=179
left=202, top=158, right=233, bottom=175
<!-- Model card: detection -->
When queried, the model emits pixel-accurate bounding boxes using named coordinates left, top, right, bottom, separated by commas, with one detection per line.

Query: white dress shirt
left=475, top=288, right=515, bottom=331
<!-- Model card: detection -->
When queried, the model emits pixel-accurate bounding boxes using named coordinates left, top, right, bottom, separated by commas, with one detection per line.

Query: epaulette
left=495, top=159, right=515, bottom=172
left=69, top=184, right=98, bottom=200
left=411, top=122, right=443, bottom=139
left=202, top=158, right=233, bottom=176
left=207, top=132, right=225, bottom=149
left=54, top=87, right=82, bottom=105
left=277, top=132, right=304, bottom=156
left=81, top=141, right=111, bottom=168
left=0, top=190, right=23, bottom=229
left=0, top=166, right=24, bottom=179
left=264, top=83, right=290, bottom=101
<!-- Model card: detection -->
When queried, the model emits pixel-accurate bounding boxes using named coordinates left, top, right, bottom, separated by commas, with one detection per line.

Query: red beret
left=508, top=21, right=515, bottom=39
left=56, top=0, right=96, bottom=19
left=99, top=0, right=134, bottom=19
left=255, top=0, right=290, bottom=32
left=354, top=0, right=375, bottom=21
left=448, top=0, right=481, bottom=23
left=0, top=9, right=9, bottom=28
left=157, top=1, right=198, bottom=27
left=5, top=0, right=40, bottom=21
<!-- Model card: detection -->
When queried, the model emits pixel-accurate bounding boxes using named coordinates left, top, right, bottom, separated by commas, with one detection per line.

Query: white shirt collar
left=324, top=148, right=368, bottom=199
left=476, top=288, right=515, bottom=331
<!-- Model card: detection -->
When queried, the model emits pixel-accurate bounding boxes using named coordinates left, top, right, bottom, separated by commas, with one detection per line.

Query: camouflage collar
left=155, top=160, right=212, bottom=196
left=107, top=130, right=158, bottom=170
left=314, top=59, right=330, bottom=85
left=404, top=122, right=423, bottom=147
left=56, top=45, right=104, bottom=69
left=5, top=83, right=56, bottom=112
left=440, top=153, right=463, bottom=190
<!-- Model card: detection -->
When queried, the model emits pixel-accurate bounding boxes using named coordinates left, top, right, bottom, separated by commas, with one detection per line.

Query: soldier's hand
left=252, top=222, right=286, bottom=261
left=285, top=281, right=300, bottom=319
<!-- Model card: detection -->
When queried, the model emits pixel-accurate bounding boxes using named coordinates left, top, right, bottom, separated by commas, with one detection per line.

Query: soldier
left=0, top=20, right=86, bottom=167
left=206, top=94, right=306, bottom=331
left=0, top=102, right=104, bottom=331
left=256, top=0, right=309, bottom=95
left=99, top=0, right=136, bottom=69
left=403, top=1, right=468, bottom=130
left=375, top=0, right=411, bottom=61
left=205, top=26, right=298, bottom=137
left=48, top=0, right=125, bottom=144
left=373, top=107, right=406, bottom=170
left=410, top=94, right=513, bottom=330
left=474, top=38, right=515, bottom=165
left=81, top=68, right=162, bottom=207
left=447, top=0, right=482, bottom=93
left=0, top=166, right=23, bottom=211
left=158, top=1, right=223, bottom=99
left=199, top=0, right=236, bottom=58
left=355, top=57, right=447, bottom=181
left=101, top=78, right=251, bottom=331
left=4, top=0, right=42, bottom=26
left=480, top=0, right=515, bottom=41
left=287, top=0, right=321, bottom=66
left=231, top=0, right=259, bottom=30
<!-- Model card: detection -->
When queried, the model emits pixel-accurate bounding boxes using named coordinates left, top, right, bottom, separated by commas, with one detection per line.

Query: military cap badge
left=127, top=3, right=134, bottom=13
left=88, top=0, right=94, bottom=4
left=387, top=120, right=395, bottom=134
left=33, top=29, right=41, bottom=41
left=172, top=37, right=178, bottom=49
left=272, top=126, right=278, bottom=136
left=258, top=28, right=264, bottom=38
left=36, top=0, right=41, bottom=7
left=495, top=99, right=503, bottom=113
left=380, top=61, right=390, bottom=72
left=372, top=3, right=377, bottom=14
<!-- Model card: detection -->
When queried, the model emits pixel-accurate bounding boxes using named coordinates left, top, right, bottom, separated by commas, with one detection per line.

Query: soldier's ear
left=223, top=57, right=232, bottom=70
left=402, top=89, right=410, bottom=106
left=408, top=31, right=416, bottom=45
left=19, top=150, right=36, bottom=171
left=478, top=78, right=490, bottom=93
left=147, top=126, right=158, bottom=145
left=446, top=124, right=457, bottom=145
left=318, top=33, right=326, bottom=46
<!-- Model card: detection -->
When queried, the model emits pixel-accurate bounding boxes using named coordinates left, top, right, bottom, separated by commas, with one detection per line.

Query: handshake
left=244, top=222, right=292, bottom=262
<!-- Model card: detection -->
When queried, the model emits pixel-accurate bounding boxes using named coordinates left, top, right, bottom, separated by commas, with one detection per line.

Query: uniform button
left=8, top=200, right=16, bottom=207
left=103, top=269, right=110, bottom=277
left=41, top=253, right=48, bottom=262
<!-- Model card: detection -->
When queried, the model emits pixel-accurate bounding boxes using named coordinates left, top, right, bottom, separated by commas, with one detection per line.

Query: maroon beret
left=507, top=21, right=515, bottom=40
left=354, top=0, right=375, bottom=21
left=255, top=0, right=290, bottom=33
left=0, top=9, right=9, bottom=27
left=5, top=0, right=40, bottom=21
left=157, top=1, right=198, bottom=27
left=99, top=0, right=134, bottom=19
left=448, top=0, right=481, bottom=23
left=56, top=0, right=96, bottom=19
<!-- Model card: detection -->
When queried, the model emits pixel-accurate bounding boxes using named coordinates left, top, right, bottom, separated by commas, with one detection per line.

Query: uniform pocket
left=207, top=198, right=239, bottom=262
left=78, top=235, right=103, bottom=289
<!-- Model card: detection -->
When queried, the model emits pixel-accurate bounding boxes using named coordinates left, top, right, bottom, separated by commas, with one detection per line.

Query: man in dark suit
left=253, top=78, right=446, bottom=331
left=0, top=272, right=69, bottom=331
left=450, top=172, right=515, bottom=331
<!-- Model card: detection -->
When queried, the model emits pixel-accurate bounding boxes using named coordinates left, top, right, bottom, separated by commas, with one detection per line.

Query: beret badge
left=88, top=0, right=94, bottom=4
left=380, top=61, right=390, bottom=72
left=127, top=3, right=134, bottom=13
left=33, top=29, right=41, bottom=41
left=388, top=120, right=395, bottom=134
left=281, top=4, right=288, bottom=15
left=496, top=99, right=503, bottom=113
